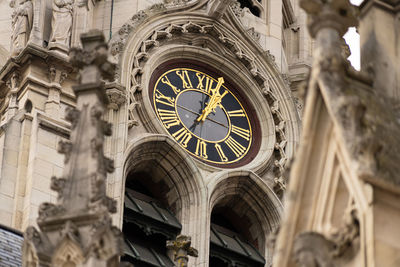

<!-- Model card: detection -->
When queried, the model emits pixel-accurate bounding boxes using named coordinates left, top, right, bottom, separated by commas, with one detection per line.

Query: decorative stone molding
left=230, top=0, right=244, bottom=17
left=164, top=0, right=192, bottom=6
left=246, top=27, right=261, bottom=42
left=167, top=235, right=198, bottom=267
left=22, top=30, right=123, bottom=267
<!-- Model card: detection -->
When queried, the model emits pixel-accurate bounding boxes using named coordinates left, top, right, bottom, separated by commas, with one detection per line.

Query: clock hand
left=197, top=77, right=228, bottom=122
left=189, top=97, right=207, bottom=132
left=176, top=104, right=229, bottom=129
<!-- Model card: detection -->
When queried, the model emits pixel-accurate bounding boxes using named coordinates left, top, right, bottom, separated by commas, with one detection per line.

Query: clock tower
left=0, top=0, right=310, bottom=266
left=108, top=1, right=304, bottom=265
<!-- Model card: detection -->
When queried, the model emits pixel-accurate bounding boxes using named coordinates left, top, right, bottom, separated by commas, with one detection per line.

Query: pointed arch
left=112, top=6, right=300, bottom=185
left=52, top=236, right=84, bottom=266
left=122, top=133, right=207, bottom=234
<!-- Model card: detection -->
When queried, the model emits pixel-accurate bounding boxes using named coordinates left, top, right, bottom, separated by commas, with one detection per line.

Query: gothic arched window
left=121, top=172, right=181, bottom=267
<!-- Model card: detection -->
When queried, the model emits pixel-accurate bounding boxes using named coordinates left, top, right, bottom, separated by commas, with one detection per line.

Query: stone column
left=359, top=0, right=400, bottom=109
left=22, top=30, right=123, bottom=267
left=167, top=235, right=198, bottom=267
left=300, top=0, right=358, bottom=76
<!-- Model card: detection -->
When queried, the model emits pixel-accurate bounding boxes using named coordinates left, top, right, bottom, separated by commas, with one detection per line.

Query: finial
left=300, top=0, right=358, bottom=37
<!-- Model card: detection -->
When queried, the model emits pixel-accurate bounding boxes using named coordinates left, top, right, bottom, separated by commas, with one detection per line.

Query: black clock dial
left=152, top=68, right=253, bottom=166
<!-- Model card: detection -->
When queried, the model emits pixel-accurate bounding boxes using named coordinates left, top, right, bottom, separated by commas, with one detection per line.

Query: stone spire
left=22, top=30, right=123, bottom=267
left=359, top=0, right=400, bottom=109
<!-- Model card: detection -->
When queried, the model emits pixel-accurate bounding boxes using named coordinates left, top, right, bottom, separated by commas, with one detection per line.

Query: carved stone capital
left=300, top=0, right=358, bottom=37
left=106, top=87, right=126, bottom=110
left=167, top=235, right=198, bottom=267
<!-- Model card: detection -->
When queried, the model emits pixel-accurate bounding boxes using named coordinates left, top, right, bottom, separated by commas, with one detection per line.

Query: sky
left=344, top=0, right=364, bottom=70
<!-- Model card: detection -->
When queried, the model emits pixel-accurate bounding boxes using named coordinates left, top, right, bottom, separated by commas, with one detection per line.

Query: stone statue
left=49, top=0, right=73, bottom=50
left=10, top=0, right=33, bottom=56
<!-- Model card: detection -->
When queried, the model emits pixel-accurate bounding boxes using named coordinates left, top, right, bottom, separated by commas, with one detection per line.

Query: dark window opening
left=122, top=172, right=181, bottom=267
left=239, top=0, right=261, bottom=17
left=209, top=208, right=266, bottom=267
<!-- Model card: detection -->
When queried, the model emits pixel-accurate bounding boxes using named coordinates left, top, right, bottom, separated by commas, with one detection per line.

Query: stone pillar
left=300, top=0, right=358, bottom=76
left=359, top=0, right=400, bottom=108
left=22, top=30, right=123, bottom=267
left=167, top=235, right=198, bottom=267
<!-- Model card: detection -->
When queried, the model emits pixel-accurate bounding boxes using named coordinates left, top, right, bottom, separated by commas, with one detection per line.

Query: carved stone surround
left=109, top=4, right=295, bottom=194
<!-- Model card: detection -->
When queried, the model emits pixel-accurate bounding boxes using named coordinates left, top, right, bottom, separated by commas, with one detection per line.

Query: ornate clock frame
left=149, top=60, right=262, bottom=168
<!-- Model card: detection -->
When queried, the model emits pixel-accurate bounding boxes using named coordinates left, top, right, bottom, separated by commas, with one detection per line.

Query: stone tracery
left=110, top=7, right=292, bottom=193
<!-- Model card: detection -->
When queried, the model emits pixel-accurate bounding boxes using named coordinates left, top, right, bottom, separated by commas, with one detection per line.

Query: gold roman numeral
left=228, top=109, right=246, bottom=117
left=195, top=139, right=208, bottom=159
left=231, top=125, right=250, bottom=141
left=176, top=70, right=193, bottom=89
left=161, top=75, right=180, bottom=94
left=196, top=73, right=206, bottom=90
left=172, top=127, right=192, bottom=147
left=204, top=77, right=214, bottom=94
left=225, top=136, right=246, bottom=157
left=158, top=109, right=180, bottom=129
left=155, top=90, right=175, bottom=107
left=215, top=143, right=228, bottom=162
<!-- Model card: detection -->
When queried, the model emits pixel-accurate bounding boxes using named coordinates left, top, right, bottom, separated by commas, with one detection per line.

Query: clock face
left=152, top=67, right=254, bottom=166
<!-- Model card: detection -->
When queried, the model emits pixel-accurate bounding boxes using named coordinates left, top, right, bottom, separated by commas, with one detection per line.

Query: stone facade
left=273, top=1, right=400, bottom=267
left=0, top=0, right=312, bottom=266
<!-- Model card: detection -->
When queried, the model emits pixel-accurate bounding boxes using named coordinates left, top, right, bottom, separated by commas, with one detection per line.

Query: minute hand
left=197, top=77, right=228, bottom=122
